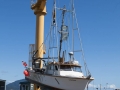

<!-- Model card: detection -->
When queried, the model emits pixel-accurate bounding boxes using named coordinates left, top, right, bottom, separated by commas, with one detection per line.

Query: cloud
left=88, top=84, right=97, bottom=88
left=108, top=84, right=116, bottom=89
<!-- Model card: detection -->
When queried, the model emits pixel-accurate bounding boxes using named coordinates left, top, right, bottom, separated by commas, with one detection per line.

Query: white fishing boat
left=23, top=0, right=94, bottom=90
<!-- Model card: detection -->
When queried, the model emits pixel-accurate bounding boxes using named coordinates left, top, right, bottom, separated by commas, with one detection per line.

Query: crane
left=31, top=0, right=47, bottom=90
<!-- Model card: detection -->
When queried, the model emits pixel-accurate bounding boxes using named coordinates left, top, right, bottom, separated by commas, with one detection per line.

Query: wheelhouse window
left=72, top=66, right=82, bottom=72
left=60, top=65, right=82, bottom=72
left=47, top=64, right=59, bottom=71
left=60, top=65, right=72, bottom=71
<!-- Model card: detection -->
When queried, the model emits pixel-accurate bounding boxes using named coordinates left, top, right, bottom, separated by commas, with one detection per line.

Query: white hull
left=26, top=71, right=93, bottom=90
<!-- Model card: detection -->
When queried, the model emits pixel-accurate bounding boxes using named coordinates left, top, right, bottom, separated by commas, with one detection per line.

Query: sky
left=0, top=0, right=120, bottom=89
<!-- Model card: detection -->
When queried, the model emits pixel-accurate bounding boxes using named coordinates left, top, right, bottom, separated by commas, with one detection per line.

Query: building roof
left=0, top=79, right=6, bottom=82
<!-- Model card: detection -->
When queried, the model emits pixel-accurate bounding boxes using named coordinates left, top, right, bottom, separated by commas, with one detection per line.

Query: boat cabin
left=46, top=64, right=81, bottom=71
left=45, top=61, right=84, bottom=77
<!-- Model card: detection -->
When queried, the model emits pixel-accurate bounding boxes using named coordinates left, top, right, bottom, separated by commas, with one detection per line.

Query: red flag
left=22, top=61, right=27, bottom=67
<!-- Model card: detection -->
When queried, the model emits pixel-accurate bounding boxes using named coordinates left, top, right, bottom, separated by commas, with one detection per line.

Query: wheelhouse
left=46, top=63, right=82, bottom=72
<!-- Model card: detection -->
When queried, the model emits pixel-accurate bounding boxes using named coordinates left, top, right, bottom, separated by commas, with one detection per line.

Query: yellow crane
left=31, top=0, right=47, bottom=90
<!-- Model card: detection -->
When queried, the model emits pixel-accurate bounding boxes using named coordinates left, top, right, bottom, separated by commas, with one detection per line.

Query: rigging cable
left=72, top=0, right=91, bottom=76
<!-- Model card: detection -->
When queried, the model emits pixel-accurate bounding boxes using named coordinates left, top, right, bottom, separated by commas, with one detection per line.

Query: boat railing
left=29, top=44, right=35, bottom=67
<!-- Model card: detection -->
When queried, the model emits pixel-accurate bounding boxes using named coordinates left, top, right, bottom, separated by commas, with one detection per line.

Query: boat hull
left=26, top=72, right=93, bottom=90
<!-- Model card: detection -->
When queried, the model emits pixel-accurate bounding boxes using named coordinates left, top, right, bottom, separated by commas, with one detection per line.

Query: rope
left=72, top=0, right=91, bottom=76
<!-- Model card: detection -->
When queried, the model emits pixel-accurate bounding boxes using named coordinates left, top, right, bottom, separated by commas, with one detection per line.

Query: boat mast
left=59, top=6, right=66, bottom=59
left=72, top=0, right=74, bottom=59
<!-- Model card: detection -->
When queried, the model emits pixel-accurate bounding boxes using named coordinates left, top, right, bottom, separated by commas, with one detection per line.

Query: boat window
left=72, top=66, right=82, bottom=72
left=55, top=65, right=58, bottom=70
left=26, top=85, right=29, bottom=90
left=43, top=61, right=46, bottom=67
left=51, top=65, right=54, bottom=70
left=60, top=65, right=72, bottom=71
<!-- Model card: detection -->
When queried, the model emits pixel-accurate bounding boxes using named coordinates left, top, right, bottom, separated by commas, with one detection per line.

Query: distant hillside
left=6, top=79, right=26, bottom=90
